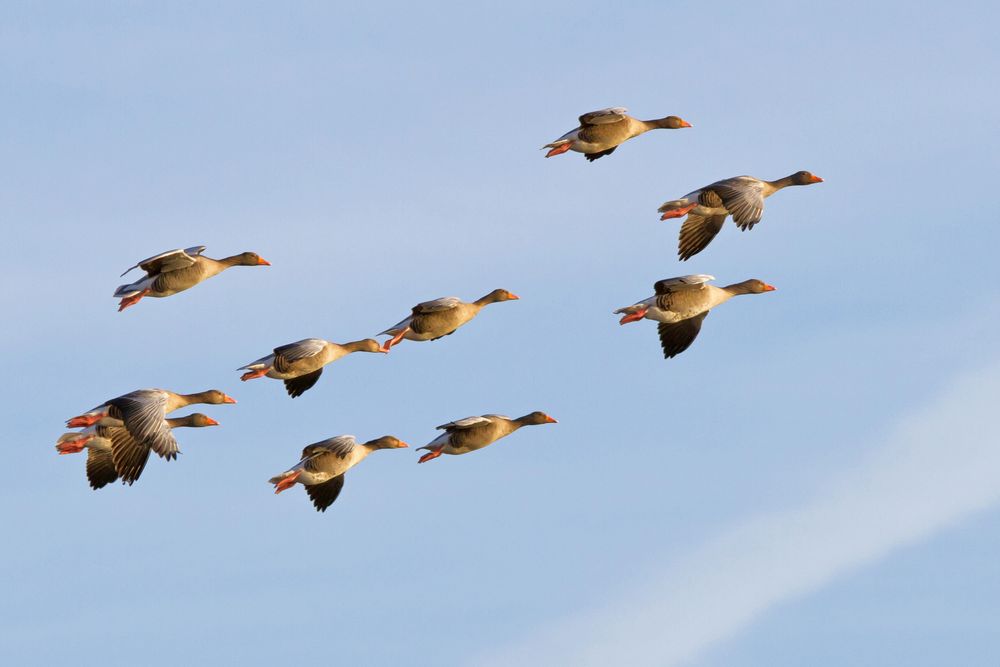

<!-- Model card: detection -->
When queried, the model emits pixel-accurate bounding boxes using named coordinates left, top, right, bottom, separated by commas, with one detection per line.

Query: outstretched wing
left=653, top=275, right=715, bottom=295
left=707, top=178, right=765, bottom=229
left=657, top=312, right=709, bottom=359
left=284, top=369, right=323, bottom=398
left=86, top=447, right=119, bottom=490
left=120, top=246, right=205, bottom=277
left=678, top=213, right=729, bottom=261
left=107, top=391, right=177, bottom=460
left=578, top=107, right=628, bottom=126
left=305, top=475, right=346, bottom=512
left=107, top=425, right=152, bottom=485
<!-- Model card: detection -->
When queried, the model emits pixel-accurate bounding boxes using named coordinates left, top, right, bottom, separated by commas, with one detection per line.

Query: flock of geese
left=57, top=106, right=820, bottom=512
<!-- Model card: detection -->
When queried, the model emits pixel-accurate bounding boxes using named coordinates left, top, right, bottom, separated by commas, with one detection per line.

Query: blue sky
left=3, top=1, right=999, bottom=665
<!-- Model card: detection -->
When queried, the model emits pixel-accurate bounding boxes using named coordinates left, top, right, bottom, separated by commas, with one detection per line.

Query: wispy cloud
left=480, top=361, right=1000, bottom=667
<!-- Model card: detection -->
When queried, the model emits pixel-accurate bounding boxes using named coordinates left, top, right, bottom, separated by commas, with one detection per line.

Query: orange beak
left=763, top=284, right=777, bottom=292
left=257, top=257, right=271, bottom=266
left=222, top=394, right=237, bottom=404
left=397, top=441, right=410, bottom=448
left=678, top=119, right=692, bottom=128
left=508, top=292, right=520, bottom=300
left=809, top=175, right=824, bottom=183
left=618, top=309, right=648, bottom=325
left=203, top=416, right=220, bottom=426
left=545, top=415, right=558, bottom=424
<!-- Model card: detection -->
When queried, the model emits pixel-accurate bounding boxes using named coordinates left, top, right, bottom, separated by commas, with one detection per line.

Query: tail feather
left=657, top=198, right=690, bottom=213
left=113, top=284, right=142, bottom=298
left=268, top=471, right=293, bottom=485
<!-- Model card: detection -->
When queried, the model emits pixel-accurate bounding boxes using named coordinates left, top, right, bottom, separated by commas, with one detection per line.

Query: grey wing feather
left=678, top=213, right=729, bottom=260
left=710, top=179, right=765, bottom=229
left=301, top=435, right=357, bottom=461
left=436, top=415, right=493, bottom=431
left=120, top=246, right=205, bottom=277
left=108, top=392, right=178, bottom=460
left=273, top=338, right=327, bottom=363
left=413, top=296, right=463, bottom=314
left=107, top=426, right=152, bottom=485
left=86, top=448, right=119, bottom=490
left=653, top=274, right=715, bottom=294
left=579, top=107, right=628, bottom=126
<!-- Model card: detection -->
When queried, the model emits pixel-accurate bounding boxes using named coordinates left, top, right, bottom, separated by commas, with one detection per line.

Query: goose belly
left=404, top=329, right=447, bottom=342
left=645, top=307, right=688, bottom=324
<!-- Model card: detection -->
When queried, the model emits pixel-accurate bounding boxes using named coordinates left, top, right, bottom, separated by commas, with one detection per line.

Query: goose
left=416, top=412, right=557, bottom=464
left=543, top=107, right=690, bottom=161
left=56, top=414, right=219, bottom=489
left=657, top=171, right=823, bottom=260
left=614, top=275, right=775, bottom=359
left=65, top=389, right=235, bottom=461
left=269, top=435, right=409, bottom=512
left=238, top=338, right=385, bottom=398
left=378, top=289, right=519, bottom=351
left=114, top=246, right=270, bottom=311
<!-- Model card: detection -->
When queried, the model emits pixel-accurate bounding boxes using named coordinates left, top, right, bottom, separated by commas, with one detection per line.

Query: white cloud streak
left=480, top=360, right=1000, bottom=667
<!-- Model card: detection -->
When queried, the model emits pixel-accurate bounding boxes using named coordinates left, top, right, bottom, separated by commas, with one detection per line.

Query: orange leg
left=56, top=436, right=92, bottom=455
left=118, top=289, right=151, bottom=312
left=418, top=448, right=443, bottom=464
left=382, top=328, right=410, bottom=352
left=659, top=203, right=698, bottom=221
left=619, top=308, right=649, bottom=325
left=545, top=143, right=572, bottom=158
left=273, top=470, right=301, bottom=494
left=240, top=367, right=270, bottom=381
left=66, top=413, right=104, bottom=428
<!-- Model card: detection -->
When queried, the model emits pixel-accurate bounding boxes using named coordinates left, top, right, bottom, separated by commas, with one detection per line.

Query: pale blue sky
left=3, top=1, right=999, bottom=665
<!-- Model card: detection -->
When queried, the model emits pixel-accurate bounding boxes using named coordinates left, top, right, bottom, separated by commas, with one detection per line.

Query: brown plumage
left=615, top=275, right=776, bottom=360
left=543, top=107, right=691, bottom=161
left=268, top=435, right=409, bottom=512
left=114, top=246, right=270, bottom=311
left=238, top=338, right=385, bottom=398
left=416, top=412, right=557, bottom=463
left=57, top=413, right=220, bottom=489
left=378, top=289, right=519, bottom=351
left=658, top=172, right=823, bottom=260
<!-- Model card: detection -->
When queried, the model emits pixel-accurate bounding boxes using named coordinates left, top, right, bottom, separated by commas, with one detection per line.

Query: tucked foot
left=56, top=436, right=92, bottom=454
left=659, top=203, right=698, bottom=221
left=418, top=448, right=443, bottom=464
left=273, top=471, right=301, bottom=494
left=117, top=290, right=150, bottom=312
left=66, top=414, right=104, bottom=428
left=618, top=308, right=649, bottom=325
left=544, top=142, right=572, bottom=158
left=240, top=368, right=270, bottom=381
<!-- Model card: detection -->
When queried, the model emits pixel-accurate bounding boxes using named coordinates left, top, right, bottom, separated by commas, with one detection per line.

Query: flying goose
left=269, top=435, right=409, bottom=512
left=378, top=289, right=519, bottom=352
left=658, top=171, right=823, bottom=260
left=416, top=412, right=557, bottom=464
left=115, top=246, right=270, bottom=311
left=615, top=274, right=775, bottom=359
left=543, top=107, right=690, bottom=161
left=57, top=413, right=219, bottom=489
left=238, top=338, right=385, bottom=398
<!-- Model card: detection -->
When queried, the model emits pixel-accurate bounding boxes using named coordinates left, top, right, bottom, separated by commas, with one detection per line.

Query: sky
left=2, top=1, right=999, bottom=665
